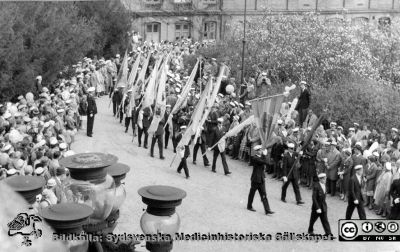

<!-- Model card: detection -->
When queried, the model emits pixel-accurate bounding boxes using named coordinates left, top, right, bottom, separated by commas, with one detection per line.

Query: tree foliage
left=0, top=1, right=132, bottom=102
left=189, top=12, right=400, bottom=131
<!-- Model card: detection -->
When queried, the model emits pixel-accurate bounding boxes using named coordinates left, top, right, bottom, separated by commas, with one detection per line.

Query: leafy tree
left=188, top=11, right=400, bottom=131
left=74, top=0, right=132, bottom=59
left=0, top=2, right=97, bottom=101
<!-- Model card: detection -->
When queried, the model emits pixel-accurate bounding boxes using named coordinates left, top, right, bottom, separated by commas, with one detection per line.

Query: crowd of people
left=106, top=39, right=400, bottom=224
left=1, top=38, right=400, bottom=232
left=0, top=78, right=88, bottom=211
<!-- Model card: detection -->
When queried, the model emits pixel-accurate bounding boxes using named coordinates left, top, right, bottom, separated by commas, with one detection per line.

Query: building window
left=325, top=18, right=343, bottom=26
left=145, top=22, right=161, bottom=43
left=352, top=17, right=369, bottom=26
left=173, top=0, right=192, bottom=3
left=379, top=17, right=391, bottom=27
left=144, top=0, right=162, bottom=4
left=175, top=22, right=191, bottom=40
left=203, top=21, right=217, bottom=40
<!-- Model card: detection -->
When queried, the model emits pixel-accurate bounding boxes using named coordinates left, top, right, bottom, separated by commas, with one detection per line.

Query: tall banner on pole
left=250, top=94, right=285, bottom=148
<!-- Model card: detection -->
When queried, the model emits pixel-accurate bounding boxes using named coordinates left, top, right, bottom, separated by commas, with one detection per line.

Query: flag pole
left=285, top=113, right=326, bottom=179
left=248, top=93, right=285, bottom=103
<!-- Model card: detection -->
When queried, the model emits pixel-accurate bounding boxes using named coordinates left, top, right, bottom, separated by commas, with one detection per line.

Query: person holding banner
left=192, top=126, right=210, bottom=167
left=164, top=104, right=172, bottom=149
left=247, top=145, right=275, bottom=215
left=176, top=125, right=190, bottom=179
left=281, top=143, right=304, bottom=205
left=209, top=118, right=231, bottom=175
left=150, top=115, right=166, bottom=160
left=138, top=106, right=152, bottom=149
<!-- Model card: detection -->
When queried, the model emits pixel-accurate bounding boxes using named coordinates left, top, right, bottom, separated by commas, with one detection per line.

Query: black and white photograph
left=1, top=0, right=400, bottom=251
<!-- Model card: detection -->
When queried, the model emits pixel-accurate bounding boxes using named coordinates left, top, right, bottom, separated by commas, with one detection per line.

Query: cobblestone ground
left=72, top=96, right=399, bottom=252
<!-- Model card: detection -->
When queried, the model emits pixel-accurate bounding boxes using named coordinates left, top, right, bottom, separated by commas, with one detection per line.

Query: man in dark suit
left=131, top=99, right=140, bottom=139
left=171, top=113, right=180, bottom=153
left=209, top=118, right=231, bottom=175
left=247, top=145, right=274, bottom=215
left=86, top=87, right=97, bottom=137
left=176, top=125, right=190, bottom=179
left=345, top=165, right=366, bottom=219
left=164, top=105, right=171, bottom=149
left=138, top=106, right=152, bottom=149
left=150, top=110, right=166, bottom=160
left=308, top=173, right=333, bottom=236
left=123, top=90, right=132, bottom=133
left=281, top=143, right=304, bottom=204
left=192, top=126, right=210, bottom=167
left=295, top=81, right=310, bottom=127
left=389, top=177, right=400, bottom=219
left=112, top=87, right=122, bottom=117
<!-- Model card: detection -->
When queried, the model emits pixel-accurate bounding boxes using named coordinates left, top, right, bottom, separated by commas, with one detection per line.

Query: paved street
left=72, top=96, right=399, bottom=252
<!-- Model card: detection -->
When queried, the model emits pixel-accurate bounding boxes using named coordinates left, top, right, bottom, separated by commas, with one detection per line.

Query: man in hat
left=209, top=118, right=231, bottom=175
left=150, top=112, right=166, bottom=160
left=325, top=140, right=341, bottom=197
left=389, top=173, right=400, bottom=219
left=247, top=145, right=275, bottom=215
left=112, top=86, right=123, bottom=117
left=192, top=126, right=210, bottom=167
left=351, top=143, right=367, bottom=177
left=345, top=164, right=366, bottom=219
left=123, top=90, right=133, bottom=133
left=138, top=106, right=152, bottom=149
left=302, top=109, right=317, bottom=129
left=164, top=104, right=172, bottom=149
left=176, top=126, right=190, bottom=179
left=281, top=142, right=304, bottom=205
left=295, top=81, right=310, bottom=127
left=86, top=87, right=97, bottom=137
left=308, top=173, right=334, bottom=237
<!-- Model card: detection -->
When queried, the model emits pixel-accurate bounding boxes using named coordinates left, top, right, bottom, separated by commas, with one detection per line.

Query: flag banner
left=207, top=115, right=255, bottom=152
left=148, top=55, right=169, bottom=135
left=116, top=50, right=128, bottom=89
left=141, top=55, right=165, bottom=109
left=284, top=97, right=298, bottom=124
left=177, top=71, right=215, bottom=148
left=192, top=78, right=213, bottom=144
left=222, top=115, right=254, bottom=139
left=194, top=65, right=226, bottom=142
left=134, top=53, right=151, bottom=99
left=170, top=59, right=199, bottom=115
left=127, top=52, right=141, bottom=90
left=250, top=94, right=285, bottom=147
left=207, top=65, right=226, bottom=108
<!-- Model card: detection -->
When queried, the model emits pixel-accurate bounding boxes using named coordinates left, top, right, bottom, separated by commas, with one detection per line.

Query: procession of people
left=2, top=37, right=400, bottom=241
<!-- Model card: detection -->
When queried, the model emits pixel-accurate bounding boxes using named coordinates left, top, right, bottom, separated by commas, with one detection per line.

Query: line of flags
left=113, top=47, right=303, bottom=165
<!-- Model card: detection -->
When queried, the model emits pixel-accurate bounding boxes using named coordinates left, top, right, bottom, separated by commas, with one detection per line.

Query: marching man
left=308, top=173, right=334, bottom=238
left=247, top=145, right=275, bottom=215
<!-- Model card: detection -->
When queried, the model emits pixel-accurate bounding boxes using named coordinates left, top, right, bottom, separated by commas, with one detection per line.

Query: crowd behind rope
left=1, top=38, right=400, bottom=221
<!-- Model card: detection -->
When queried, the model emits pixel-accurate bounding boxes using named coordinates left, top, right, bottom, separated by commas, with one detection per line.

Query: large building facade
left=122, top=0, right=400, bottom=43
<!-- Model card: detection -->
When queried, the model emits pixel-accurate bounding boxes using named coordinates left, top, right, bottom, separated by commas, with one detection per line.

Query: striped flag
left=284, top=97, right=298, bottom=125
left=250, top=94, right=285, bottom=148
left=170, top=59, right=199, bottom=115
left=134, top=53, right=151, bottom=99
left=148, top=55, right=169, bottom=135
left=116, top=50, right=128, bottom=89
left=194, top=65, right=226, bottom=142
left=141, top=55, right=164, bottom=109
left=127, top=52, right=141, bottom=90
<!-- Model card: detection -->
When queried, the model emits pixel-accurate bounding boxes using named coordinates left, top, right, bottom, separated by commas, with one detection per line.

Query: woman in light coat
left=374, top=162, right=393, bottom=217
